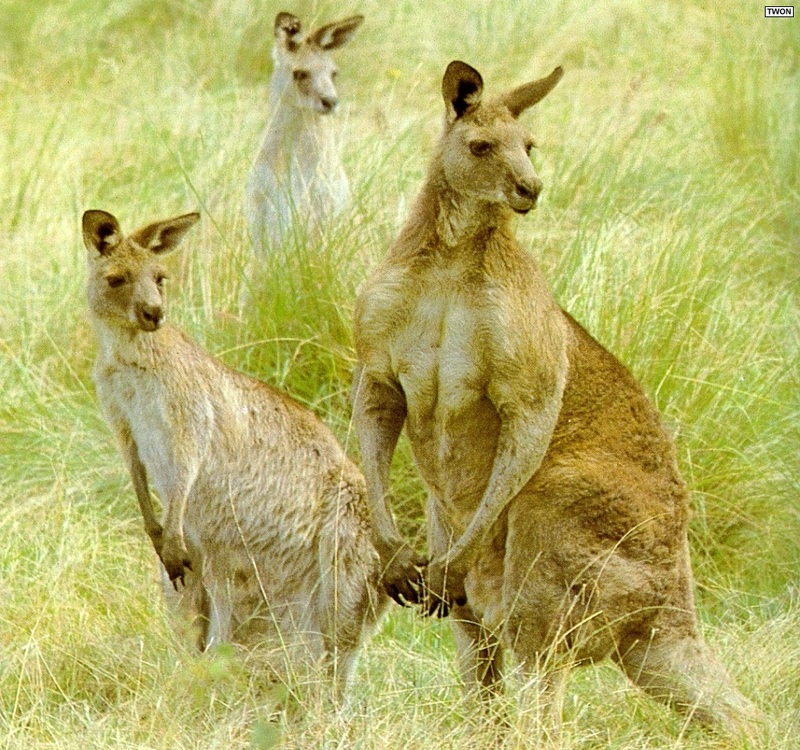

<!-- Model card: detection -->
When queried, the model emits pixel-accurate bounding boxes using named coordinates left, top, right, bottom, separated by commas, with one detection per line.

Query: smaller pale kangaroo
left=246, top=12, right=363, bottom=253
left=84, top=209, right=386, bottom=701
left=352, top=61, right=757, bottom=737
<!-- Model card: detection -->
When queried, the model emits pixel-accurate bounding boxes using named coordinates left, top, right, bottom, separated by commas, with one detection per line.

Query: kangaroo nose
left=320, top=96, right=338, bottom=112
left=516, top=178, right=542, bottom=203
left=139, top=304, right=163, bottom=330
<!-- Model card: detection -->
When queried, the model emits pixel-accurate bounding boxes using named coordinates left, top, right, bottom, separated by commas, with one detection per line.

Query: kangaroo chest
left=386, top=271, right=501, bottom=515
left=96, top=359, right=198, bottom=478
left=252, top=119, right=348, bottom=216
left=393, top=289, right=486, bottom=414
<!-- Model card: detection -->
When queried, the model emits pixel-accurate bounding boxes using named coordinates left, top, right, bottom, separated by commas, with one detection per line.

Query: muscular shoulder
left=482, top=240, right=566, bottom=345
left=355, top=261, right=414, bottom=348
left=478, top=241, right=571, bottom=404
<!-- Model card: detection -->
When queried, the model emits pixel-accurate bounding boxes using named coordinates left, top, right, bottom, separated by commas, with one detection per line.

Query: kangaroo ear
left=309, top=15, right=364, bottom=50
left=83, top=210, right=122, bottom=256
left=442, top=61, right=483, bottom=124
left=499, top=66, right=563, bottom=118
left=132, top=213, right=200, bottom=255
left=274, top=12, right=303, bottom=52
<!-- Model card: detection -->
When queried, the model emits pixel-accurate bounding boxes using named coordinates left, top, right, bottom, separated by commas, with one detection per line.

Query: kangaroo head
left=272, top=12, right=363, bottom=115
left=82, top=210, right=199, bottom=333
left=439, top=61, right=563, bottom=214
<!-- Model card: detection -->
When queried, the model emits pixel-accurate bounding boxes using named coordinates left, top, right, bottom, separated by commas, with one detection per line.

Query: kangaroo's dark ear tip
left=274, top=12, right=302, bottom=38
left=167, top=211, right=202, bottom=235
left=82, top=208, right=106, bottom=221
left=174, top=212, right=201, bottom=231
left=446, top=60, right=481, bottom=78
left=443, top=61, right=484, bottom=94
left=552, top=65, right=565, bottom=80
left=82, top=209, right=117, bottom=231
left=275, top=11, right=300, bottom=26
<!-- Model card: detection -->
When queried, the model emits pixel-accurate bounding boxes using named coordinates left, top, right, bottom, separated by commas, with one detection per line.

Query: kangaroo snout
left=515, top=179, right=541, bottom=202
left=137, top=303, right=163, bottom=331
left=319, top=95, right=338, bottom=113
left=512, top=176, right=543, bottom=213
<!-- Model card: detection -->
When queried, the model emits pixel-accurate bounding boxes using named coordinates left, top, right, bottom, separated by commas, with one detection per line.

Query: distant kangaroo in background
left=352, top=61, right=757, bottom=737
left=83, top=209, right=386, bottom=701
left=246, top=12, right=363, bottom=254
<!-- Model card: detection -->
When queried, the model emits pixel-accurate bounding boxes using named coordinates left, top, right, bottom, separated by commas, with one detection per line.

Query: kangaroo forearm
left=441, top=356, right=567, bottom=568
left=160, top=491, right=189, bottom=544
left=352, top=367, right=408, bottom=554
left=445, top=415, right=555, bottom=570
left=118, top=434, right=162, bottom=546
left=367, top=491, right=407, bottom=558
left=129, top=457, right=162, bottom=544
left=361, top=437, right=407, bottom=557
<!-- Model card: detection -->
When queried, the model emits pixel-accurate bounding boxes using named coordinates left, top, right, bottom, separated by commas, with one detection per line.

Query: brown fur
left=83, top=209, right=386, bottom=702
left=352, top=61, right=756, bottom=735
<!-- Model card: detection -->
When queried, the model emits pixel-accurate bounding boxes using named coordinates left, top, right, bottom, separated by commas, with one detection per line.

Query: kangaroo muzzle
left=135, top=302, right=163, bottom=331
left=510, top=176, right=543, bottom=214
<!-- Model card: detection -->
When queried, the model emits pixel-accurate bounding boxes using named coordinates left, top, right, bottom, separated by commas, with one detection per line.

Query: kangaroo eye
left=469, top=140, right=493, bottom=157
left=331, top=69, right=338, bottom=79
left=107, top=275, right=126, bottom=289
left=293, top=69, right=310, bottom=82
left=156, top=274, right=167, bottom=287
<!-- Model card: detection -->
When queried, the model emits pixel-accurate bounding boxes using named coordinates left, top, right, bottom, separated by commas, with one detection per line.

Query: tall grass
left=1, top=0, right=798, bottom=747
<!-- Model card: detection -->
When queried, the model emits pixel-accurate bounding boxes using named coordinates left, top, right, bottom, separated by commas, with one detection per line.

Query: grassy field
left=1, top=0, right=798, bottom=747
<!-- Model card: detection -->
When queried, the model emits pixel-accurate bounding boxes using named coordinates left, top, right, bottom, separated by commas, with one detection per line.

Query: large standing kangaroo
left=84, top=209, right=386, bottom=702
left=352, top=61, right=756, bottom=736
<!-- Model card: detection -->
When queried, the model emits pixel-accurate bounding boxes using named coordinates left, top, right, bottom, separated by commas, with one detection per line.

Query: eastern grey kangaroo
left=246, top=12, right=363, bottom=253
left=351, top=61, right=756, bottom=736
left=84, top=209, right=386, bottom=701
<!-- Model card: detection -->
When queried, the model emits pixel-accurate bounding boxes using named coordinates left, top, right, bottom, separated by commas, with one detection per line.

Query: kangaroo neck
left=93, top=319, right=167, bottom=369
left=260, top=78, right=331, bottom=163
left=405, top=161, right=514, bottom=252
